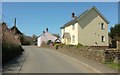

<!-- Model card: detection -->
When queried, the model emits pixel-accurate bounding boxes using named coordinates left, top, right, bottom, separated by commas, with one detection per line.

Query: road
left=3, top=46, right=118, bottom=73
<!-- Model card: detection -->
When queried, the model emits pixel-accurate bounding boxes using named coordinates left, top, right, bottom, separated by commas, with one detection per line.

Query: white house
left=60, top=6, right=109, bottom=47
left=37, top=28, right=57, bottom=47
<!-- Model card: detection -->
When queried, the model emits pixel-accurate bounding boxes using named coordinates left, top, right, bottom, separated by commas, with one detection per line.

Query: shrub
left=76, top=43, right=83, bottom=49
left=2, top=22, right=24, bottom=65
left=47, top=40, right=53, bottom=45
left=2, top=43, right=24, bottom=65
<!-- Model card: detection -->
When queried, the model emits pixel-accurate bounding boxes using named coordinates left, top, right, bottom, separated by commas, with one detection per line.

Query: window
left=72, top=24, right=75, bottom=30
left=101, top=23, right=105, bottom=30
left=101, top=36, right=105, bottom=42
left=72, top=35, right=75, bottom=43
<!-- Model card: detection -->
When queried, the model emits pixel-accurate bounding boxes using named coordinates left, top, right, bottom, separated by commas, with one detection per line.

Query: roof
left=60, top=6, right=109, bottom=29
left=11, top=26, right=22, bottom=35
left=38, top=31, right=57, bottom=38
left=38, top=31, right=58, bottom=43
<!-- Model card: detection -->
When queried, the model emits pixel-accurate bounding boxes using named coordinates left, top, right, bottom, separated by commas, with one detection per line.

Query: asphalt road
left=3, top=46, right=118, bottom=73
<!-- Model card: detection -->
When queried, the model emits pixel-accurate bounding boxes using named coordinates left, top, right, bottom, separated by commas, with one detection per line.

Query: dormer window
left=101, top=23, right=105, bottom=30
left=72, top=24, right=75, bottom=30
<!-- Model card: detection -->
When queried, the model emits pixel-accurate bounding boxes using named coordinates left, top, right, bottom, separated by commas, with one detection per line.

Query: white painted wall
left=61, top=23, right=79, bottom=45
left=37, top=32, right=57, bottom=47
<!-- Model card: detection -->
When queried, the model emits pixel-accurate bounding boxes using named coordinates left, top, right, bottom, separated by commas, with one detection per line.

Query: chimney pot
left=72, top=12, right=75, bottom=18
left=43, top=31, right=45, bottom=33
left=46, top=28, right=48, bottom=32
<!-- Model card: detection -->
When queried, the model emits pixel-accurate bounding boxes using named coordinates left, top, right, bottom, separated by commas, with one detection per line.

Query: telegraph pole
left=14, top=18, right=16, bottom=34
left=14, top=18, right=16, bottom=27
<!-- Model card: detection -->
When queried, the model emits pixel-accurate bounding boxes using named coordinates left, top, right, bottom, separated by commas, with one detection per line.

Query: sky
left=2, top=2, right=118, bottom=36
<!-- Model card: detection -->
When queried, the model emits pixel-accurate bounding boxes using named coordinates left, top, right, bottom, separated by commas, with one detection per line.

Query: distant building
left=37, top=28, right=58, bottom=47
left=60, top=6, right=109, bottom=47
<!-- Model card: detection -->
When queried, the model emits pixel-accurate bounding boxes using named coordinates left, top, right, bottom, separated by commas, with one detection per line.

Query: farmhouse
left=60, top=6, right=109, bottom=47
left=37, top=28, right=58, bottom=47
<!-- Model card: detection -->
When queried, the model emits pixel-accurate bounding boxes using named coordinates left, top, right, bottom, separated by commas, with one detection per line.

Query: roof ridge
left=60, top=6, right=109, bottom=29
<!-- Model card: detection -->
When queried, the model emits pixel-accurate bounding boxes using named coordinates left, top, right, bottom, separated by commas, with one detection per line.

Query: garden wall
left=61, top=46, right=120, bottom=63
left=42, top=44, right=120, bottom=64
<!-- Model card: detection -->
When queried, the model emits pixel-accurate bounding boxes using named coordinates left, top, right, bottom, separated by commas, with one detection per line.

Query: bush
left=54, top=43, right=59, bottom=49
left=21, top=35, right=32, bottom=45
left=47, top=40, right=53, bottom=45
left=2, top=43, right=24, bottom=65
left=2, top=22, right=24, bottom=65
left=76, top=43, right=83, bottom=49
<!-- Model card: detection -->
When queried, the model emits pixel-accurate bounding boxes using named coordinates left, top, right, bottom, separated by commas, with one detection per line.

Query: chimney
left=46, top=28, right=48, bottom=32
left=43, top=31, right=45, bottom=33
left=72, top=12, right=77, bottom=19
left=72, top=12, right=75, bottom=18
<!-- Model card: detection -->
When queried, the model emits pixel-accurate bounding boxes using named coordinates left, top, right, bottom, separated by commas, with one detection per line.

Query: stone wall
left=59, top=46, right=120, bottom=63
left=60, top=46, right=106, bottom=63
left=42, top=44, right=120, bottom=64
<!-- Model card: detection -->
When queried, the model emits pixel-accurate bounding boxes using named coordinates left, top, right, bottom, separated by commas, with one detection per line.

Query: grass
left=104, top=62, right=120, bottom=69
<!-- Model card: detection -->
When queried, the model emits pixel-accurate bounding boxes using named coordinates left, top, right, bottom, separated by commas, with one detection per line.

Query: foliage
left=105, top=61, right=120, bottom=69
left=47, top=40, right=53, bottom=45
left=2, top=43, right=24, bottom=65
left=109, top=24, right=120, bottom=41
left=21, top=34, right=38, bottom=45
left=76, top=43, right=83, bottom=48
left=21, top=34, right=33, bottom=45
left=2, top=22, right=24, bottom=65
left=52, top=34, right=60, bottom=38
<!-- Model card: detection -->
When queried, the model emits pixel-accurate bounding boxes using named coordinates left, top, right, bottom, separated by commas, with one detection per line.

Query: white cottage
left=37, top=28, right=57, bottom=47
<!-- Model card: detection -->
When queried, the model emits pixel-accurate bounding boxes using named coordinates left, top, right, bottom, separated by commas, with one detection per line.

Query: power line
left=0, top=13, right=14, bottom=22
left=2, top=14, right=14, bottom=22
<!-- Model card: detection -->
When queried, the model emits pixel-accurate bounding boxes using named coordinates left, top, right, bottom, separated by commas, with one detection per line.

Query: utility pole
left=14, top=18, right=16, bottom=27
left=14, top=18, right=16, bottom=34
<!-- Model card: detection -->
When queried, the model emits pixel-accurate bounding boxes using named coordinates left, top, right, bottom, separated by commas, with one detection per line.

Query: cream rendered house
left=60, top=6, right=109, bottom=47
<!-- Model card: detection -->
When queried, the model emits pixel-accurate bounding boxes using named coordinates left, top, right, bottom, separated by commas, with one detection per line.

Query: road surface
left=3, top=46, right=118, bottom=73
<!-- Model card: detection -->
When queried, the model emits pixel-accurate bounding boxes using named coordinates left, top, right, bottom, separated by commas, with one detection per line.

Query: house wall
left=61, top=28, right=64, bottom=43
left=37, top=32, right=57, bottom=47
left=61, top=23, right=79, bottom=45
left=78, top=9, right=109, bottom=46
left=37, top=37, right=41, bottom=47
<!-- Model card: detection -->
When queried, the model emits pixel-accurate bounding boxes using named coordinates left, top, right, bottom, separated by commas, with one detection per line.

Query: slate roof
left=60, top=6, right=109, bottom=29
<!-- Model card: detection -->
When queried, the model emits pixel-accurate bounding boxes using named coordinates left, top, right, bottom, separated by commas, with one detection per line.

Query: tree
left=109, top=24, right=120, bottom=41
left=21, top=34, right=33, bottom=45
left=32, top=34, right=37, bottom=41
left=32, top=34, right=38, bottom=45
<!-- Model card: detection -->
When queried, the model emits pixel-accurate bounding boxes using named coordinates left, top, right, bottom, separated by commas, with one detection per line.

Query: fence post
left=117, top=41, right=120, bottom=50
